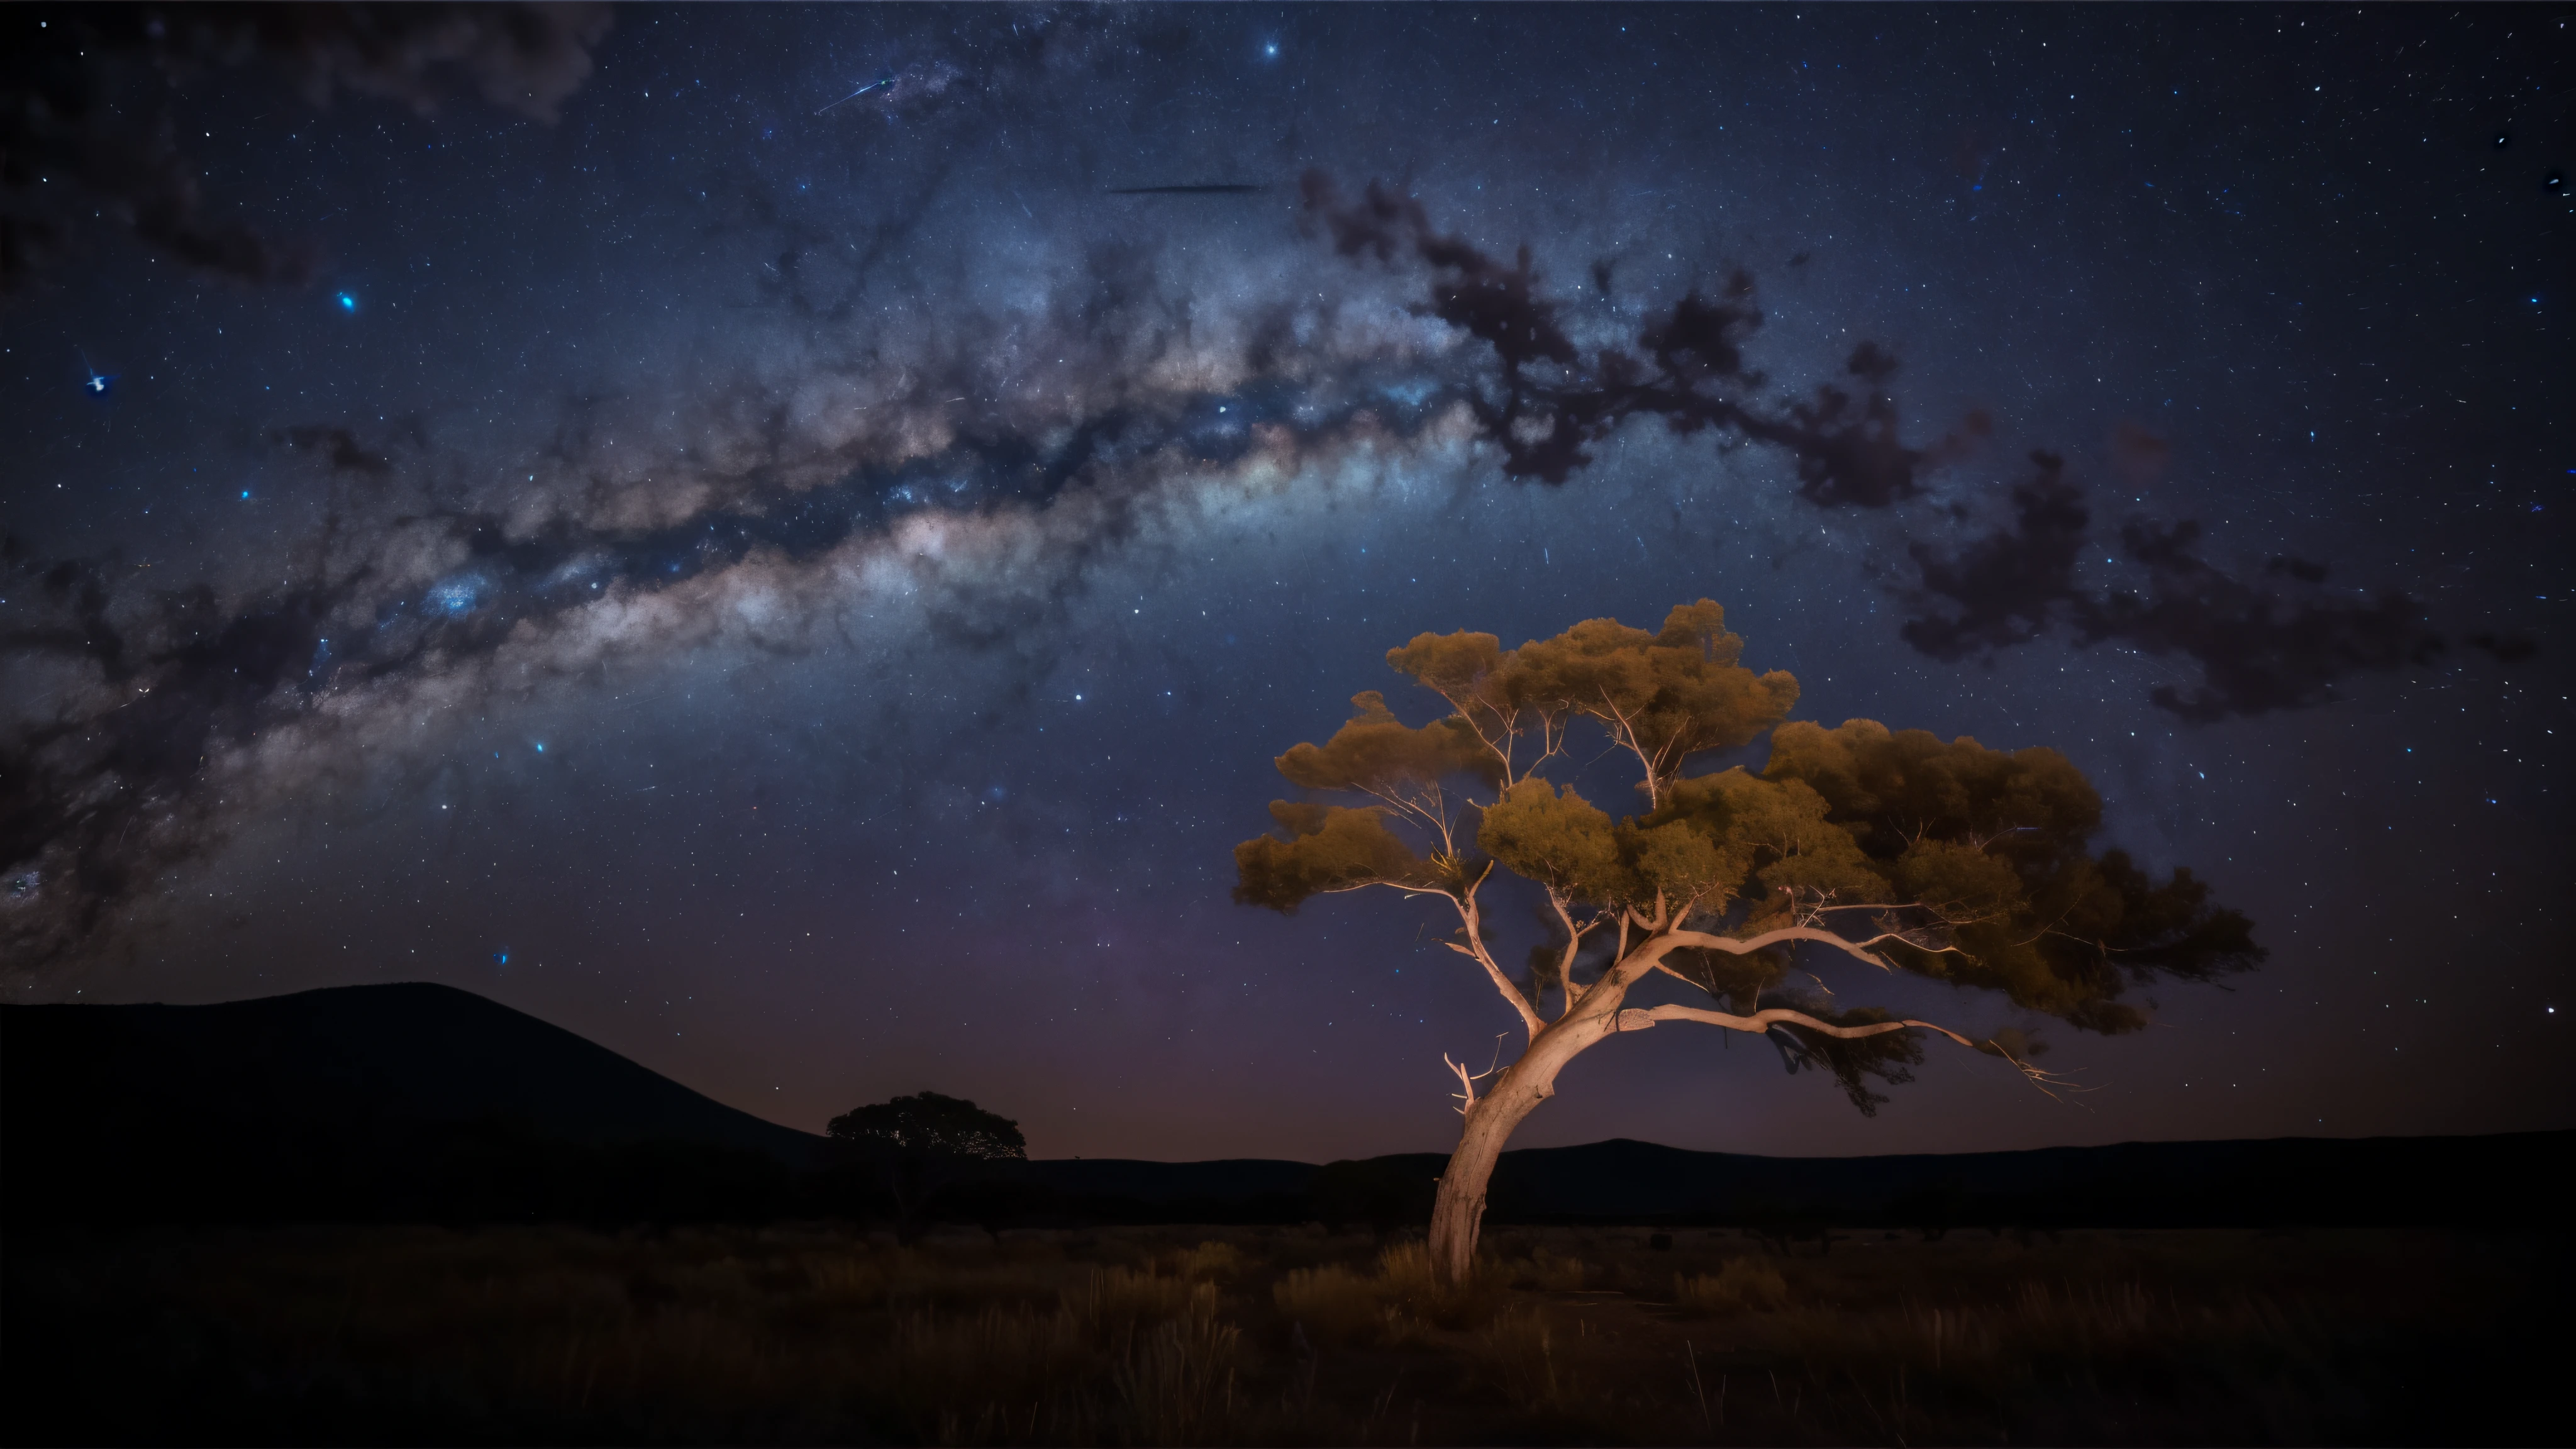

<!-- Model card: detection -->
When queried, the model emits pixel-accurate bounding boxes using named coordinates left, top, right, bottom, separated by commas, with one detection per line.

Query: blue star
left=77, top=350, right=118, bottom=397
left=336, top=292, right=357, bottom=312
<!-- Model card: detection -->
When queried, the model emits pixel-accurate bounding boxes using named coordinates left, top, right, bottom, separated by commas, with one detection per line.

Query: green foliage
left=1232, top=802, right=1446, bottom=911
left=1235, top=600, right=2264, bottom=1114
left=1649, top=767, right=1879, bottom=919
left=1475, top=779, right=1620, bottom=898
left=1479, top=779, right=1758, bottom=914
left=1762, top=719, right=2265, bottom=1030
left=1274, top=691, right=1499, bottom=796
left=1382, top=601, right=1797, bottom=792
left=1384, top=628, right=1507, bottom=699
left=1506, top=602, right=1800, bottom=789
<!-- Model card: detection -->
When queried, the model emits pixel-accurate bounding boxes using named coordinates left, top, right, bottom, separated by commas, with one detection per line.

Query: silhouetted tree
left=1235, top=601, right=2261, bottom=1283
left=826, top=1091, right=1025, bottom=1243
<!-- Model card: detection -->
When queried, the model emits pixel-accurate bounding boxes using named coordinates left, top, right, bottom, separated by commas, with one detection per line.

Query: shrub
left=1160, top=1240, right=1247, bottom=1281
left=1272, top=1263, right=1382, bottom=1346
left=1375, top=1241, right=1438, bottom=1301
left=1376, top=1241, right=1506, bottom=1331
left=1674, top=1257, right=1790, bottom=1315
left=1070, top=1266, right=1207, bottom=1335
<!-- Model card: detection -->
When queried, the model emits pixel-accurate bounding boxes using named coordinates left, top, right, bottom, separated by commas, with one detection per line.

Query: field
left=4, top=1222, right=2558, bottom=1445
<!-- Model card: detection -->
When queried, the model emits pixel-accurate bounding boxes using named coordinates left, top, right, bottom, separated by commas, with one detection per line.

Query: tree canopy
left=826, top=1091, right=1026, bottom=1242
left=1234, top=601, right=2262, bottom=1280
left=827, top=1092, right=1028, bottom=1162
left=1240, top=600, right=2255, bottom=1051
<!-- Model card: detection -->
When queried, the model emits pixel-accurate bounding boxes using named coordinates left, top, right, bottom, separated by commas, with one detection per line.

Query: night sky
left=4, top=4, right=2569, bottom=1165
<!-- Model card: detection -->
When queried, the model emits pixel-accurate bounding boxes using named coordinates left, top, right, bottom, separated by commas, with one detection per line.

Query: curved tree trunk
left=1427, top=1015, right=1606, bottom=1284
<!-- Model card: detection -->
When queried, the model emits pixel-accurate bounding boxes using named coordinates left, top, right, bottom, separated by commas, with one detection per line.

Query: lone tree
left=827, top=1091, right=1026, bottom=1242
left=1235, top=601, right=2260, bottom=1284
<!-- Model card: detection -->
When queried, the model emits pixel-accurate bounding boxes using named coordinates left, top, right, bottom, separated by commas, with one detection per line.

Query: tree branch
left=1589, top=687, right=1668, bottom=809
left=1648, top=957, right=1720, bottom=997
left=1443, top=1038, right=1505, bottom=1114
left=1658, top=925, right=1910, bottom=973
left=1609, top=1004, right=2089, bottom=1102
left=1623, top=1001, right=1967, bottom=1045
left=1452, top=863, right=1544, bottom=1038
left=1355, top=779, right=1457, bottom=856
left=1545, top=889, right=1595, bottom=1021
left=1439, top=694, right=1520, bottom=784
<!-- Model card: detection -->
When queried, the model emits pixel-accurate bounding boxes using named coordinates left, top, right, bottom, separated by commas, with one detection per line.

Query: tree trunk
left=1428, top=952, right=1677, bottom=1284
left=1426, top=1040, right=1577, bottom=1284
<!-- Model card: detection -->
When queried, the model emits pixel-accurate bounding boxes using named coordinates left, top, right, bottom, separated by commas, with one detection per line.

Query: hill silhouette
left=1296, top=1132, right=2567, bottom=1234
left=6, top=983, right=2563, bottom=1228
left=7, top=981, right=832, bottom=1160
left=4, top=982, right=829, bottom=1221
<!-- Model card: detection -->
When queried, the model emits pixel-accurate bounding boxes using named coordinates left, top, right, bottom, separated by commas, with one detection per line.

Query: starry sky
left=4, top=4, right=2569, bottom=1164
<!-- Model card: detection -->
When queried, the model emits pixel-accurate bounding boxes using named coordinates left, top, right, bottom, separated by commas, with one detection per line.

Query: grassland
left=4, top=1221, right=2557, bottom=1445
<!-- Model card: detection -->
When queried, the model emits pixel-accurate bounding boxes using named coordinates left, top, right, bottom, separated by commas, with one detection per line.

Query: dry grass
left=1159, top=1240, right=1248, bottom=1280
left=4, top=1223, right=2559, bottom=1445
left=1673, top=1257, right=1789, bottom=1315
left=1270, top=1240, right=1506, bottom=1350
left=1519, top=1245, right=1589, bottom=1291
left=1273, top=1261, right=1384, bottom=1347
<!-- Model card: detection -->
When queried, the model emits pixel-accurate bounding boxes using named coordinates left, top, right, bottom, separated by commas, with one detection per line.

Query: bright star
left=336, top=293, right=357, bottom=311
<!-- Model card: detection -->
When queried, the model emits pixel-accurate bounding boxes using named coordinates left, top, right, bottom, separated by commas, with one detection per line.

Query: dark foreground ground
left=4, top=1223, right=2560, bottom=1445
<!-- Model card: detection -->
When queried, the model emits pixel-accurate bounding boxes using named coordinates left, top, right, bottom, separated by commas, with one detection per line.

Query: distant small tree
left=826, top=1091, right=1026, bottom=1242
left=1235, top=601, right=2262, bottom=1284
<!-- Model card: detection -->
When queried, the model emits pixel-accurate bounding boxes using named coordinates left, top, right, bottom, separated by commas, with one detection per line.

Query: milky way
left=3, top=5, right=2567, bottom=1161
